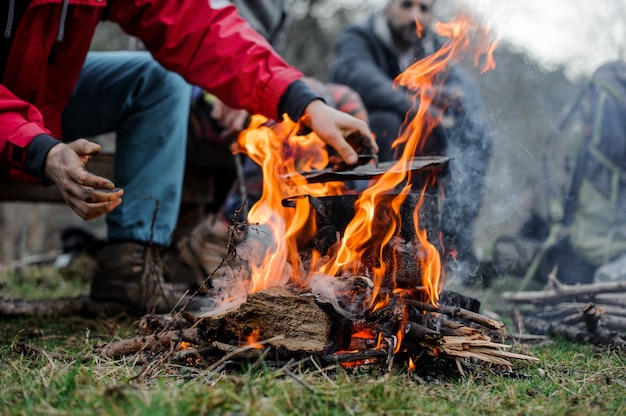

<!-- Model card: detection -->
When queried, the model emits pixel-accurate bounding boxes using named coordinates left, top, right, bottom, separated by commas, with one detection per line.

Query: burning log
left=199, top=286, right=333, bottom=354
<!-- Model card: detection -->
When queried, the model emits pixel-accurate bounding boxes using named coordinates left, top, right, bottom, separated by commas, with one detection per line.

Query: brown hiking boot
left=90, top=241, right=213, bottom=314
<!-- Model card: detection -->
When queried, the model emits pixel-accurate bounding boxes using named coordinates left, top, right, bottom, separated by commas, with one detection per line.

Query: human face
left=384, top=0, right=435, bottom=49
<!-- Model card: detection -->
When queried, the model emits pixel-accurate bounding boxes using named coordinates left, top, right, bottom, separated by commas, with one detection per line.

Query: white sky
left=466, top=0, right=626, bottom=80
left=358, top=0, right=626, bottom=80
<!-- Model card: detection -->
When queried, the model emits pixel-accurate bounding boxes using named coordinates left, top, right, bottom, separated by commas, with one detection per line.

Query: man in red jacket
left=0, top=0, right=376, bottom=314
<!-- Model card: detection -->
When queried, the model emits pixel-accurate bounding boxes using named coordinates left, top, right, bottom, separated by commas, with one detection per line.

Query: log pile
left=95, top=285, right=539, bottom=376
left=502, top=276, right=626, bottom=348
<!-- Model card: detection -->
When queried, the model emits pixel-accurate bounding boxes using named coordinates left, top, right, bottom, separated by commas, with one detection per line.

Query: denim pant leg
left=62, top=51, right=191, bottom=246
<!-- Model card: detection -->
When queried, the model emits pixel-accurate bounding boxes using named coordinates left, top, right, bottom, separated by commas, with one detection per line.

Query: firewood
left=595, top=294, right=626, bottom=308
left=582, top=303, right=600, bottom=332
left=519, top=312, right=626, bottom=347
left=97, top=327, right=200, bottom=359
left=437, top=336, right=540, bottom=368
left=556, top=302, right=626, bottom=317
left=600, top=315, right=626, bottom=332
left=437, top=315, right=506, bottom=343
left=323, top=349, right=388, bottom=364
left=502, top=281, right=626, bottom=304
left=198, top=286, right=334, bottom=353
left=504, top=280, right=626, bottom=347
left=403, top=298, right=505, bottom=331
left=97, top=334, right=171, bottom=359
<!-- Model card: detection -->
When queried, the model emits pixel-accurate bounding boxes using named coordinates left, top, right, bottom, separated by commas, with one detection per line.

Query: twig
left=502, top=281, right=626, bottom=304
left=403, top=298, right=505, bottom=330
left=206, top=335, right=286, bottom=372
left=283, top=368, right=316, bottom=393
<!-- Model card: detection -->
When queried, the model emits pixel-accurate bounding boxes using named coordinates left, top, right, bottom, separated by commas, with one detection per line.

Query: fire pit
left=94, top=149, right=538, bottom=375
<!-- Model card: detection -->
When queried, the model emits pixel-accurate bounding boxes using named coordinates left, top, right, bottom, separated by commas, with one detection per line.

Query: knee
left=133, top=56, right=191, bottom=111
left=124, top=57, right=191, bottom=149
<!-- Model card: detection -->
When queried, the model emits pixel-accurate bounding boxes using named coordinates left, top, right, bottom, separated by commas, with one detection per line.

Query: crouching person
left=0, top=0, right=375, bottom=314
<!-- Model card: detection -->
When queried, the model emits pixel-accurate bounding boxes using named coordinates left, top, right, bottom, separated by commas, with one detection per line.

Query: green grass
left=1, top=265, right=625, bottom=415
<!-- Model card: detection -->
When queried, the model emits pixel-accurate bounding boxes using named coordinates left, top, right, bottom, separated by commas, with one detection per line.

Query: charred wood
left=403, top=298, right=505, bottom=331
left=322, top=349, right=388, bottom=365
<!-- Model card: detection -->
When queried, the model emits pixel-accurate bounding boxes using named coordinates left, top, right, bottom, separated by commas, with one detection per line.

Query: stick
left=502, top=281, right=626, bottom=303
left=404, top=298, right=505, bottom=330
left=322, top=349, right=387, bottom=364
left=582, top=303, right=600, bottom=332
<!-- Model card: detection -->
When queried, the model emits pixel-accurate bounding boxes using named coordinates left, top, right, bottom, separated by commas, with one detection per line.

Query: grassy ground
left=1, top=262, right=625, bottom=416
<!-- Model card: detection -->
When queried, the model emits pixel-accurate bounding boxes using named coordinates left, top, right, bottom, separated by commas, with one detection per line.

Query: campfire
left=0, top=12, right=541, bottom=377
left=91, top=13, right=539, bottom=375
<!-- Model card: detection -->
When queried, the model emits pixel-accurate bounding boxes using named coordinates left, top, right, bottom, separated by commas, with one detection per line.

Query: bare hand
left=211, top=99, right=250, bottom=139
left=44, top=139, right=124, bottom=220
left=301, top=99, right=378, bottom=167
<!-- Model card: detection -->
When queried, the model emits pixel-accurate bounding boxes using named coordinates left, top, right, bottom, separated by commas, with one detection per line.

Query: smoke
left=197, top=266, right=249, bottom=317
left=197, top=223, right=291, bottom=317
left=309, top=273, right=374, bottom=320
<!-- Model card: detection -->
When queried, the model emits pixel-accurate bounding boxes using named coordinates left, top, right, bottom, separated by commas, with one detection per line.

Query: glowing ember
left=408, top=357, right=416, bottom=372
left=242, top=328, right=264, bottom=349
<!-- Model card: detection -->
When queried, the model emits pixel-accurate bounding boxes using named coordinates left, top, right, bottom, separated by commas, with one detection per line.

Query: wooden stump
left=198, top=286, right=335, bottom=353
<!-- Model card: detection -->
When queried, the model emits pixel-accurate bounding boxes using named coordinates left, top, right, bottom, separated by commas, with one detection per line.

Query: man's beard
left=388, top=22, right=421, bottom=51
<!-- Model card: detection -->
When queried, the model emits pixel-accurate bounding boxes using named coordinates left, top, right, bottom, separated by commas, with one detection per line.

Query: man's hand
left=211, top=99, right=250, bottom=139
left=301, top=100, right=378, bottom=167
left=44, top=139, right=124, bottom=220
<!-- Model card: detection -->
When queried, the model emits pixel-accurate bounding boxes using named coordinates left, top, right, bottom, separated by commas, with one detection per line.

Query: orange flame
left=234, top=12, right=496, bottom=311
left=243, top=328, right=264, bottom=349
left=408, top=357, right=416, bottom=372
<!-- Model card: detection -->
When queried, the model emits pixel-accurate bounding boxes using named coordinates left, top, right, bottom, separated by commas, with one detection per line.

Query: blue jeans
left=62, top=51, right=191, bottom=246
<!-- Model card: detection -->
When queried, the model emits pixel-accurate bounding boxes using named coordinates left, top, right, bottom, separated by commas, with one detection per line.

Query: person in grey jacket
left=330, top=0, right=493, bottom=280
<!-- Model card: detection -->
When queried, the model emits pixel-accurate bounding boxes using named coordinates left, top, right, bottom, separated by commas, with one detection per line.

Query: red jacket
left=0, top=0, right=303, bottom=182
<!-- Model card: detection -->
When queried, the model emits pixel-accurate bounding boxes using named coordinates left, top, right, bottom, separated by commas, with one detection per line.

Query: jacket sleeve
left=0, top=84, right=56, bottom=183
left=108, top=0, right=303, bottom=122
left=330, top=27, right=411, bottom=118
